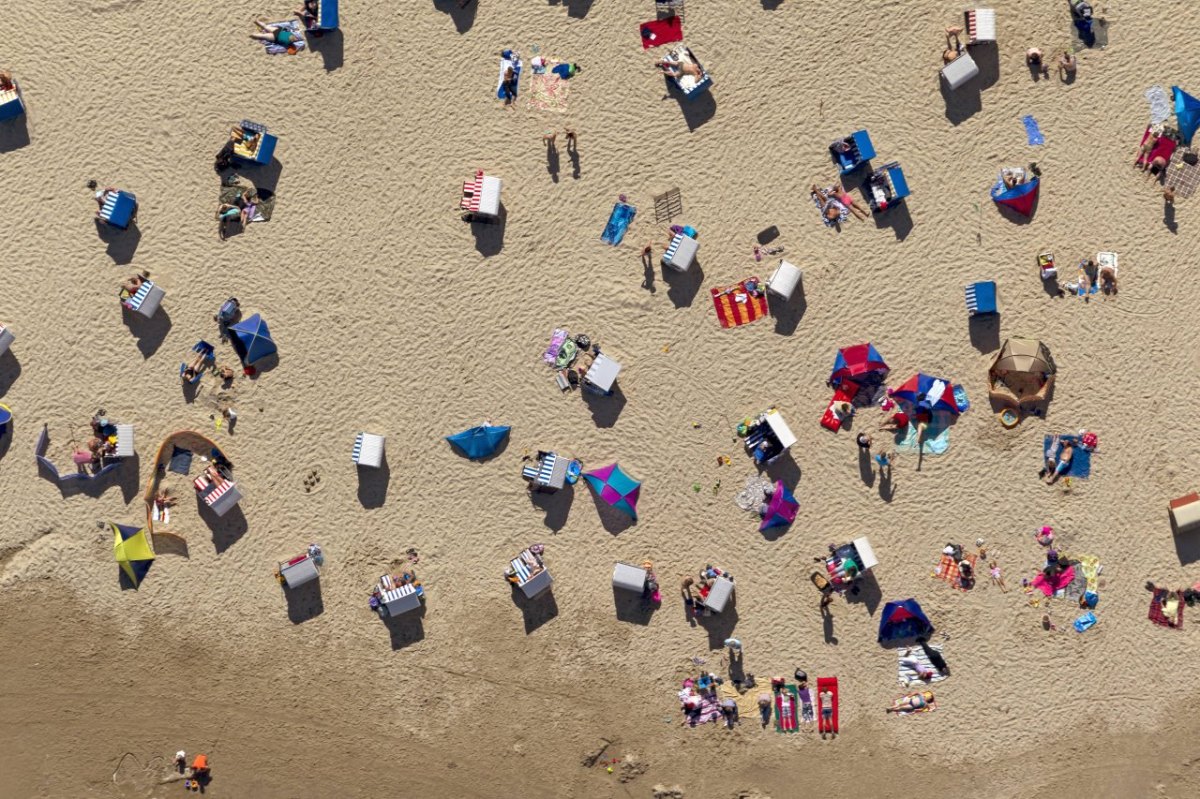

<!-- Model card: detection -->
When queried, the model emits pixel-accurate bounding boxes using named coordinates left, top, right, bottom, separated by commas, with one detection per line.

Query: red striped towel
left=711, top=279, right=768, bottom=328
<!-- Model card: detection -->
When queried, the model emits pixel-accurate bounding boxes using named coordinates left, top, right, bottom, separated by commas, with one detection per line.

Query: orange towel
left=711, top=279, right=768, bottom=328
left=933, top=553, right=977, bottom=591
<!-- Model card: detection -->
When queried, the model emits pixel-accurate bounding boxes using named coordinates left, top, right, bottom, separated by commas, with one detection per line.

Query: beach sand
left=2, top=1, right=1200, bottom=797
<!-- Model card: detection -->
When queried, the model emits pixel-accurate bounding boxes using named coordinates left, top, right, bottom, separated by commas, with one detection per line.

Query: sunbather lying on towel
left=656, top=57, right=702, bottom=79
left=250, top=19, right=301, bottom=47
left=182, top=352, right=210, bottom=383
left=1040, top=435, right=1074, bottom=483
left=887, top=691, right=934, bottom=713
left=120, top=274, right=146, bottom=296
left=828, top=179, right=869, bottom=220
left=810, top=185, right=848, bottom=223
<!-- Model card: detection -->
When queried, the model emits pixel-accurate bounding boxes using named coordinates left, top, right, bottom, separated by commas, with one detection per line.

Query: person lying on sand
left=250, top=19, right=301, bottom=47
left=887, top=691, right=933, bottom=713
left=656, top=57, right=702, bottom=79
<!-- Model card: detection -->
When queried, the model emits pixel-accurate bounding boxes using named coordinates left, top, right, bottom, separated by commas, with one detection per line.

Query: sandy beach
left=3, top=1, right=1200, bottom=797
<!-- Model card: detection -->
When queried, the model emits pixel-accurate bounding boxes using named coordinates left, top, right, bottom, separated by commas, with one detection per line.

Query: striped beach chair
left=99, top=190, right=137, bottom=229
left=460, top=170, right=484, bottom=212
left=965, top=8, right=996, bottom=43
left=662, top=231, right=698, bottom=271
left=964, top=281, right=997, bottom=315
left=124, top=280, right=166, bottom=318
left=352, top=432, right=385, bottom=467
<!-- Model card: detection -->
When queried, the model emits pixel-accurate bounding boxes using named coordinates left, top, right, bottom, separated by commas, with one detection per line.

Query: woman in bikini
left=831, top=179, right=869, bottom=220
left=887, top=691, right=934, bottom=713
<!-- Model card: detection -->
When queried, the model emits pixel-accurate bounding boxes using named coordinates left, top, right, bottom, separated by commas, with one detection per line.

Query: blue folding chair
left=180, top=341, right=215, bottom=384
left=965, top=281, right=998, bottom=315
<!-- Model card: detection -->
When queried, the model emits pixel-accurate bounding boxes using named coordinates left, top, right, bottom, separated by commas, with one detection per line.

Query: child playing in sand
left=989, top=560, right=1008, bottom=592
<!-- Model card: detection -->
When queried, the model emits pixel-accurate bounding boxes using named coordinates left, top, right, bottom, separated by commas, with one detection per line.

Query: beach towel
left=640, top=16, right=683, bottom=49
left=527, top=69, right=570, bottom=113
left=898, top=644, right=948, bottom=686
left=261, top=20, right=306, bottom=54
left=816, top=677, right=838, bottom=734
left=1042, top=435, right=1092, bottom=478
left=1146, top=86, right=1172, bottom=124
left=168, top=446, right=193, bottom=475
left=892, top=692, right=937, bottom=715
left=601, top=202, right=636, bottom=245
left=1023, top=115, right=1045, bottom=146
left=497, top=58, right=522, bottom=100
left=220, top=185, right=275, bottom=222
left=1077, top=554, right=1101, bottom=593
left=542, top=329, right=569, bottom=365
left=711, top=279, right=768, bottom=328
left=933, top=553, right=977, bottom=591
left=683, top=692, right=723, bottom=726
left=895, top=414, right=951, bottom=455
left=1136, top=126, right=1178, bottom=167
left=774, top=685, right=799, bottom=733
left=1149, top=589, right=1184, bottom=628
left=1032, top=564, right=1076, bottom=597
left=820, top=383, right=858, bottom=432
left=812, top=188, right=848, bottom=227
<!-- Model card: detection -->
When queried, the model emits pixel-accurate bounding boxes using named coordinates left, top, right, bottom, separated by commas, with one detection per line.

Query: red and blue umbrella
left=583, top=463, right=641, bottom=521
left=991, top=175, right=1039, bottom=218
left=830, top=342, right=889, bottom=385
left=891, top=373, right=960, bottom=414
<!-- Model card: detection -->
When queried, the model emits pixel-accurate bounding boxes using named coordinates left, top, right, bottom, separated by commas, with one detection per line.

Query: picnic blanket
left=774, top=685, right=799, bottom=733
left=601, top=202, right=636, bottom=245
left=527, top=69, right=570, bottom=113
left=895, top=414, right=951, bottom=455
left=261, top=20, right=306, bottom=54
left=811, top=188, right=848, bottom=227
left=1167, top=146, right=1200, bottom=199
left=219, top=185, right=275, bottom=222
left=711, top=280, right=768, bottom=328
left=898, top=644, right=948, bottom=686
left=640, top=16, right=683, bottom=49
left=1149, top=589, right=1184, bottom=628
left=1023, top=115, right=1045, bottom=146
left=1043, top=435, right=1092, bottom=478
left=1032, top=564, right=1076, bottom=597
left=933, top=553, right=977, bottom=591
left=1146, top=86, right=1172, bottom=125
left=1062, top=561, right=1089, bottom=600
left=168, top=446, right=193, bottom=475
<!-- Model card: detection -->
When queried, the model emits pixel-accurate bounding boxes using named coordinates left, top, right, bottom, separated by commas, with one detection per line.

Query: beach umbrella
left=830, top=342, right=889, bottom=386
left=990, top=175, right=1039, bottom=218
left=228, top=313, right=277, bottom=365
left=1173, top=86, right=1200, bottom=145
left=758, top=481, right=798, bottom=531
left=111, top=522, right=154, bottom=588
left=891, top=373, right=960, bottom=414
left=583, top=463, right=641, bottom=521
left=878, top=598, right=933, bottom=643
left=445, top=424, right=510, bottom=460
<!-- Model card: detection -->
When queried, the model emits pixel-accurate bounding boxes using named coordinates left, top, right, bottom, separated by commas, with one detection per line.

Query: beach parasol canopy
left=111, top=522, right=154, bottom=588
left=878, top=598, right=933, bottom=643
left=759, top=481, right=798, bottom=531
left=830, top=343, right=889, bottom=386
left=891, top=373, right=960, bottom=414
left=1173, top=86, right=1200, bottom=145
left=991, top=175, right=1039, bottom=218
left=228, top=313, right=277, bottom=365
left=445, top=424, right=510, bottom=460
left=583, top=463, right=641, bottom=521
left=989, top=337, right=1055, bottom=379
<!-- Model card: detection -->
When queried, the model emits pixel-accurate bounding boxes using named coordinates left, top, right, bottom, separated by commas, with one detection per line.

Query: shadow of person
left=641, top=247, right=656, bottom=293
left=879, top=470, right=895, bottom=502
left=858, top=448, right=876, bottom=487
left=567, top=141, right=581, bottom=179
left=545, top=141, right=560, bottom=183
left=822, top=612, right=837, bottom=645
left=432, top=0, right=476, bottom=33
left=1165, top=201, right=1178, bottom=234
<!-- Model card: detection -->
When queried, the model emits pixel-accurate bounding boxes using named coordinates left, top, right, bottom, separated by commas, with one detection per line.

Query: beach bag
left=1183, top=150, right=1198, bottom=166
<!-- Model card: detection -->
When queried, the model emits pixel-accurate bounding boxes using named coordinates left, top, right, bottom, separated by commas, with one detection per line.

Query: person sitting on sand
left=1027, top=48, right=1047, bottom=75
left=811, top=185, right=848, bottom=223
left=88, top=181, right=120, bottom=217
left=0, top=71, right=14, bottom=91
left=1147, top=154, right=1170, bottom=177
left=1058, top=50, right=1077, bottom=78
left=1137, top=132, right=1161, bottom=168
left=887, top=691, right=933, bottom=713
left=294, top=0, right=319, bottom=26
left=250, top=19, right=301, bottom=47
left=1099, top=264, right=1118, bottom=294
left=943, top=26, right=963, bottom=64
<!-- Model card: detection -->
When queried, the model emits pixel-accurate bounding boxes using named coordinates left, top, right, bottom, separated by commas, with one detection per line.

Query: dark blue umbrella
left=445, top=424, right=510, bottom=460
left=229, top=313, right=277, bottom=365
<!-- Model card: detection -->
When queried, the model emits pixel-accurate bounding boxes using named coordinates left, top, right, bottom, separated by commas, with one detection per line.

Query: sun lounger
left=662, top=232, right=698, bottom=271
left=352, top=432, right=385, bottom=468
left=965, top=8, right=996, bottom=43
left=1170, top=493, right=1200, bottom=534
left=523, top=451, right=568, bottom=490
left=941, top=50, right=979, bottom=90
left=766, top=260, right=802, bottom=300
left=98, top=190, right=137, bottom=229
left=461, top=171, right=502, bottom=218
left=583, top=354, right=622, bottom=395
left=203, top=479, right=243, bottom=517
left=662, top=46, right=712, bottom=99
left=379, top=582, right=422, bottom=617
left=279, top=552, right=321, bottom=588
left=509, top=548, right=553, bottom=598
left=123, top=280, right=165, bottom=318
left=231, top=121, right=278, bottom=166
left=0, top=325, right=13, bottom=357
left=308, top=0, right=338, bottom=30
left=703, top=575, right=734, bottom=613
left=816, top=677, right=839, bottom=734
left=964, top=280, right=997, bottom=315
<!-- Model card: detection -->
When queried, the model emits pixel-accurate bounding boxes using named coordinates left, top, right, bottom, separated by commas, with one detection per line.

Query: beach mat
left=898, top=644, right=949, bottom=686
left=1062, top=561, right=1088, bottom=600
left=774, top=684, right=799, bottom=733
left=1023, top=115, right=1045, bottom=146
left=895, top=414, right=950, bottom=455
left=1042, top=435, right=1092, bottom=478
left=496, top=58, right=521, bottom=100
left=711, top=280, right=768, bottom=328
left=168, top=446, right=193, bottom=475
left=1149, top=589, right=1184, bottom=629
left=261, top=20, right=306, bottom=54
left=933, top=553, right=977, bottom=591
left=816, top=677, right=838, bottom=734
left=527, top=68, right=570, bottom=113
left=601, top=202, right=635, bottom=245
left=684, top=692, right=723, bottom=726
left=220, top=185, right=275, bottom=222
left=640, top=16, right=683, bottom=49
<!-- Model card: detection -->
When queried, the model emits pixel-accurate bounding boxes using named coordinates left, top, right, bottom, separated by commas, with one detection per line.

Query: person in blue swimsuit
left=250, top=19, right=300, bottom=47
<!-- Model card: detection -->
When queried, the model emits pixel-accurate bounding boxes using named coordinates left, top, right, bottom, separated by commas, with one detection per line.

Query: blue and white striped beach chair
left=124, top=280, right=165, bottom=318
left=965, top=281, right=998, bottom=315
left=99, top=190, right=137, bottom=229
left=352, top=432, right=385, bottom=467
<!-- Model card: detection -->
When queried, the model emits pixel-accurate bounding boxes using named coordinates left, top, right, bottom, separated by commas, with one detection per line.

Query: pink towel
left=1032, top=564, right=1075, bottom=596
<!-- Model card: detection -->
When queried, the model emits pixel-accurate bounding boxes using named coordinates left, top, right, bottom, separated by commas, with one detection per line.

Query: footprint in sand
left=302, top=467, right=324, bottom=495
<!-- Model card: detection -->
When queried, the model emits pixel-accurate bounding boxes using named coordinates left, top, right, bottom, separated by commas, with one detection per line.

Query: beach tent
left=446, top=424, right=510, bottom=460
left=111, top=522, right=154, bottom=588
left=891, top=373, right=960, bottom=415
left=830, top=343, right=888, bottom=386
left=988, top=337, right=1055, bottom=406
left=228, top=314, right=276, bottom=365
left=759, top=481, right=798, bottom=531
left=584, top=463, right=641, bottom=521
left=878, top=598, right=933, bottom=643
left=1173, top=87, right=1200, bottom=145
left=991, top=175, right=1039, bottom=218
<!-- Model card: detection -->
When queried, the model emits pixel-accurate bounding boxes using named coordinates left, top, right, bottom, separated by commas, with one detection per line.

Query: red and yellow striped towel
left=711, top=279, right=768, bottom=328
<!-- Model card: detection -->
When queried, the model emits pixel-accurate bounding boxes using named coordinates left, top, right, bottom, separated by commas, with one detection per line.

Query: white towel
left=897, top=645, right=948, bottom=686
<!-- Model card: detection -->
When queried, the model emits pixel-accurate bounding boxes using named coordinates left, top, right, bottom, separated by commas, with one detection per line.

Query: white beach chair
left=941, top=51, right=979, bottom=90
left=662, top=232, right=698, bottom=271
left=352, top=432, right=385, bottom=468
left=965, top=8, right=996, bottom=43
left=114, top=424, right=135, bottom=458
left=613, top=561, right=648, bottom=593
left=766, top=260, right=802, bottom=300
left=703, top=576, right=735, bottom=613
left=125, top=280, right=166, bottom=318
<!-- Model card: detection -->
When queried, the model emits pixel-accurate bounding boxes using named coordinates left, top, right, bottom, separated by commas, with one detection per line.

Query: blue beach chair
left=965, top=281, right=997, bottom=315
left=230, top=121, right=278, bottom=166
left=864, top=162, right=909, bottom=213
left=98, top=190, right=137, bottom=229
left=831, top=130, right=875, bottom=174
left=180, top=341, right=215, bottom=384
left=0, top=78, right=24, bottom=121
